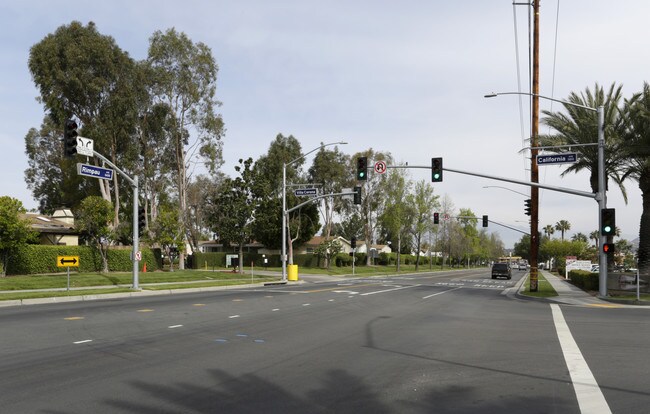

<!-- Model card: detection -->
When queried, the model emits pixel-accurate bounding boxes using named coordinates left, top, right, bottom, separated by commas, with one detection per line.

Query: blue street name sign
left=77, top=163, right=114, bottom=180
left=536, top=153, right=578, bottom=165
left=294, top=188, right=318, bottom=196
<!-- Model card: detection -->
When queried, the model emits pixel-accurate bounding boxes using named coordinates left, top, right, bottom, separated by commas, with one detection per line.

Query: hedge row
left=6, top=245, right=160, bottom=275
left=191, top=251, right=441, bottom=269
left=568, top=269, right=599, bottom=291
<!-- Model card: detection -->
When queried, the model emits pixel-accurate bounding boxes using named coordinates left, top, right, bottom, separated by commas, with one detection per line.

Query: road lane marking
left=64, top=317, right=84, bottom=320
left=302, top=303, right=311, bottom=306
left=193, top=304, right=206, bottom=307
left=360, top=284, right=421, bottom=296
left=550, top=304, right=612, bottom=414
left=305, top=283, right=377, bottom=293
left=272, top=308, right=280, bottom=312
left=168, top=325, right=183, bottom=329
left=137, top=309, right=154, bottom=312
left=229, top=315, right=240, bottom=319
left=422, top=287, right=463, bottom=299
left=73, top=340, right=92, bottom=345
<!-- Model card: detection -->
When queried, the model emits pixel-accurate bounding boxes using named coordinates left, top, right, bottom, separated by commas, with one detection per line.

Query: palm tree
left=555, top=220, right=571, bottom=241
left=622, top=82, right=650, bottom=275
left=571, top=232, right=588, bottom=243
left=540, top=83, right=628, bottom=199
left=589, top=230, right=600, bottom=248
left=543, top=224, right=555, bottom=239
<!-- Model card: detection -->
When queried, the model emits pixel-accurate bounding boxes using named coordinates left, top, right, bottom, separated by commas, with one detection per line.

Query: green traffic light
left=603, top=225, right=611, bottom=233
left=433, top=173, right=440, bottom=180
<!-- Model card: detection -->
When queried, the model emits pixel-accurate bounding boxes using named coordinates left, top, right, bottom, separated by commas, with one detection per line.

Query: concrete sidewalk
left=537, top=270, right=650, bottom=308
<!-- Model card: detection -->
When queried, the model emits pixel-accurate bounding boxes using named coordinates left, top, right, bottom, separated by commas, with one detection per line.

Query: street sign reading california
left=536, top=153, right=578, bottom=165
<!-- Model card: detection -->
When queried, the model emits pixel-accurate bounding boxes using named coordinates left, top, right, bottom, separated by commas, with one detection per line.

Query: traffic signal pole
left=90, top=149, right=140, bottom=289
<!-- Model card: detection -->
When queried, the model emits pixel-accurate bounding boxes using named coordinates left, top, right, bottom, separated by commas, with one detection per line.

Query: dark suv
left=491, top=263, right=512, bottom=280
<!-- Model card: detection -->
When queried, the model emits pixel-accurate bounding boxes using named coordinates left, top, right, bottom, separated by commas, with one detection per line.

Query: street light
left=485, top=91, right=607, bottom=296
left=282, top=141, right=347, bottom=281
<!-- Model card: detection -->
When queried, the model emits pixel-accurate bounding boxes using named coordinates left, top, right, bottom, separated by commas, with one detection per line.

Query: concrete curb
left=0, top=281, right=302, bottom=308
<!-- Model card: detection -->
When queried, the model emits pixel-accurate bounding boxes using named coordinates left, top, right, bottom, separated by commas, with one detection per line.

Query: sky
left=0, top=0, right=647, bottom=249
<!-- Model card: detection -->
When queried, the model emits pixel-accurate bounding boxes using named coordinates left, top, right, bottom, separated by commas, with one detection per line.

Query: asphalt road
left=1, top=268, right=649, bottom=413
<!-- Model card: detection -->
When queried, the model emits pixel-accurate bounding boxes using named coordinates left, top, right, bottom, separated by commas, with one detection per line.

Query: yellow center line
left=587, top=304, right=623, bottom=308
left=304, top=283, right=379, bottom=293
left=64, top=317, right=84, bottom=320
left=137, top=309, right=154, bottom=312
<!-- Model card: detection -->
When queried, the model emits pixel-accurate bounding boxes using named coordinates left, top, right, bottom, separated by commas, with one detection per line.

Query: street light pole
left=485, top=92, right=608, bottom=296
left=281, top=141, right=347, bottom=282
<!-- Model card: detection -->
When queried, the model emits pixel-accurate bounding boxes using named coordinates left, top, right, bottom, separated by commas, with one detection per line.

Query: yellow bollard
left=288, top=264, right=299, bottom=281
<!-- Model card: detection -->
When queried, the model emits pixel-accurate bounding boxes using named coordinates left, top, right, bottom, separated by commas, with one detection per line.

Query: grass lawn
left=0, top=264, right=474, bottom=301
left=520, top=272, right=559, bottom=298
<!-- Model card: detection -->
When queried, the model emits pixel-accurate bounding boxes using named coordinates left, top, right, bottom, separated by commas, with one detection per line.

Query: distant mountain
left=632, top=238, right=639, bottom=252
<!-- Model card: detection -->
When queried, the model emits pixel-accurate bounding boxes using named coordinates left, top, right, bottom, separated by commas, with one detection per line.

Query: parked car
left=491, top=263, right=512, bottom=280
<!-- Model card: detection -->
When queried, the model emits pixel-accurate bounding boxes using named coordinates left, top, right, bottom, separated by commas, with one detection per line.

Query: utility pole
left=529, top=0, right=540, bottom=292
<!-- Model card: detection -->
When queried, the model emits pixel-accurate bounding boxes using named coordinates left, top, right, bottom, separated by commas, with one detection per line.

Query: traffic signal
left=431, top=157, right=443, bottom=182
left=482, top=215, right=488, bottom=227
left=350, top=237, right=357, bottom=249
left=433, top=212, right=439, bottom=224
left=63, top=119, right=78, bottom=158
left=138, top=206, right=146, bottom=234
left=353, top=186, right=362, bottom=205
left=356, top=157, right=367, bottom=181
left=601, top=208, right=615, bottom=236
left=602, top=243, right=615, bottom=254
left=524, top=199, right=532, bottom=216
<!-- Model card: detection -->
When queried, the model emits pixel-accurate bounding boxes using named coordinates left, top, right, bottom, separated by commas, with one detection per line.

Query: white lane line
left=168, top=325, right=183, bottom=329
left=423, top=287, right=463, bottom=299
left=272, top=308, right=280, bottom=312
left=229, top=315, right=240, bottom=319
left=550, top=304, right=612, bottom=414
left=302, top=303, right=311, bottom=306
left=360, top=284, right=421, bottom=296
left=73, top=340, right=93, bottom=345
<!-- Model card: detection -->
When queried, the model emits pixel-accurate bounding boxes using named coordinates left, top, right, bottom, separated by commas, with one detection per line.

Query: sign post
left=57, top=256, right=80, bottom=291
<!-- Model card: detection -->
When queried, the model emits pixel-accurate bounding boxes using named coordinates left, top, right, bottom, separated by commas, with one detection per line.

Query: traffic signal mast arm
left=387, top=164, right=596, bottom=199
left=448, top=214, right=530, bottom=235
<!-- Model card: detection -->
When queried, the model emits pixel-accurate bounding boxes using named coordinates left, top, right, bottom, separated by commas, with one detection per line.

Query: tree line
left=17, top=21, right=506, bottom=273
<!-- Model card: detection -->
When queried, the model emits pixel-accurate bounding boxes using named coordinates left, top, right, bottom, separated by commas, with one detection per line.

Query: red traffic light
left=602, top=243, right=614, bottom=253
left=433, top=212, right=439, bottom=224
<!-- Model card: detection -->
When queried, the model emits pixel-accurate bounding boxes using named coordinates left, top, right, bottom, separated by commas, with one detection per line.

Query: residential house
left=22, top=208, right=79, bottom=246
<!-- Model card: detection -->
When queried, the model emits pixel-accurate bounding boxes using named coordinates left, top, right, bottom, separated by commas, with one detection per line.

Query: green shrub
left=5, top=245, right=159, bottom=275
left=569, top=269, right=598, bottom=291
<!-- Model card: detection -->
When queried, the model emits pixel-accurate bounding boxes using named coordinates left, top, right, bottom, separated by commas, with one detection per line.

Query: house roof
left=22, top=213, right=77, bottom=235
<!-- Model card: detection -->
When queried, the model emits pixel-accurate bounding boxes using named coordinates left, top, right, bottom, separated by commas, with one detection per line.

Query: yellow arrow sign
left=57, top=256, right=80, bottom=267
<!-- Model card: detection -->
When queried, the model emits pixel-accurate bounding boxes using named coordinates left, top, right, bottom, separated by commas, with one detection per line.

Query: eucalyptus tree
left=353, top=150, right=393, bottom=265
left=456, top=208, right=479, bottom=267
left=24, top=118, right=99, bottom=213
left=540, top=83, right=628, bottom=198
left=27, top=21, right=138, bottom=222
left=555, top=220, right=571, bottom=240
left=147, top=28, right=225, bottom=270
left=622, top=82, right=650, bottom=274
left=378, top=166, right=413, bottom=271
left=407, top=180, right=440, bottom=270
left=308, top=145, right=350, bottom=242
